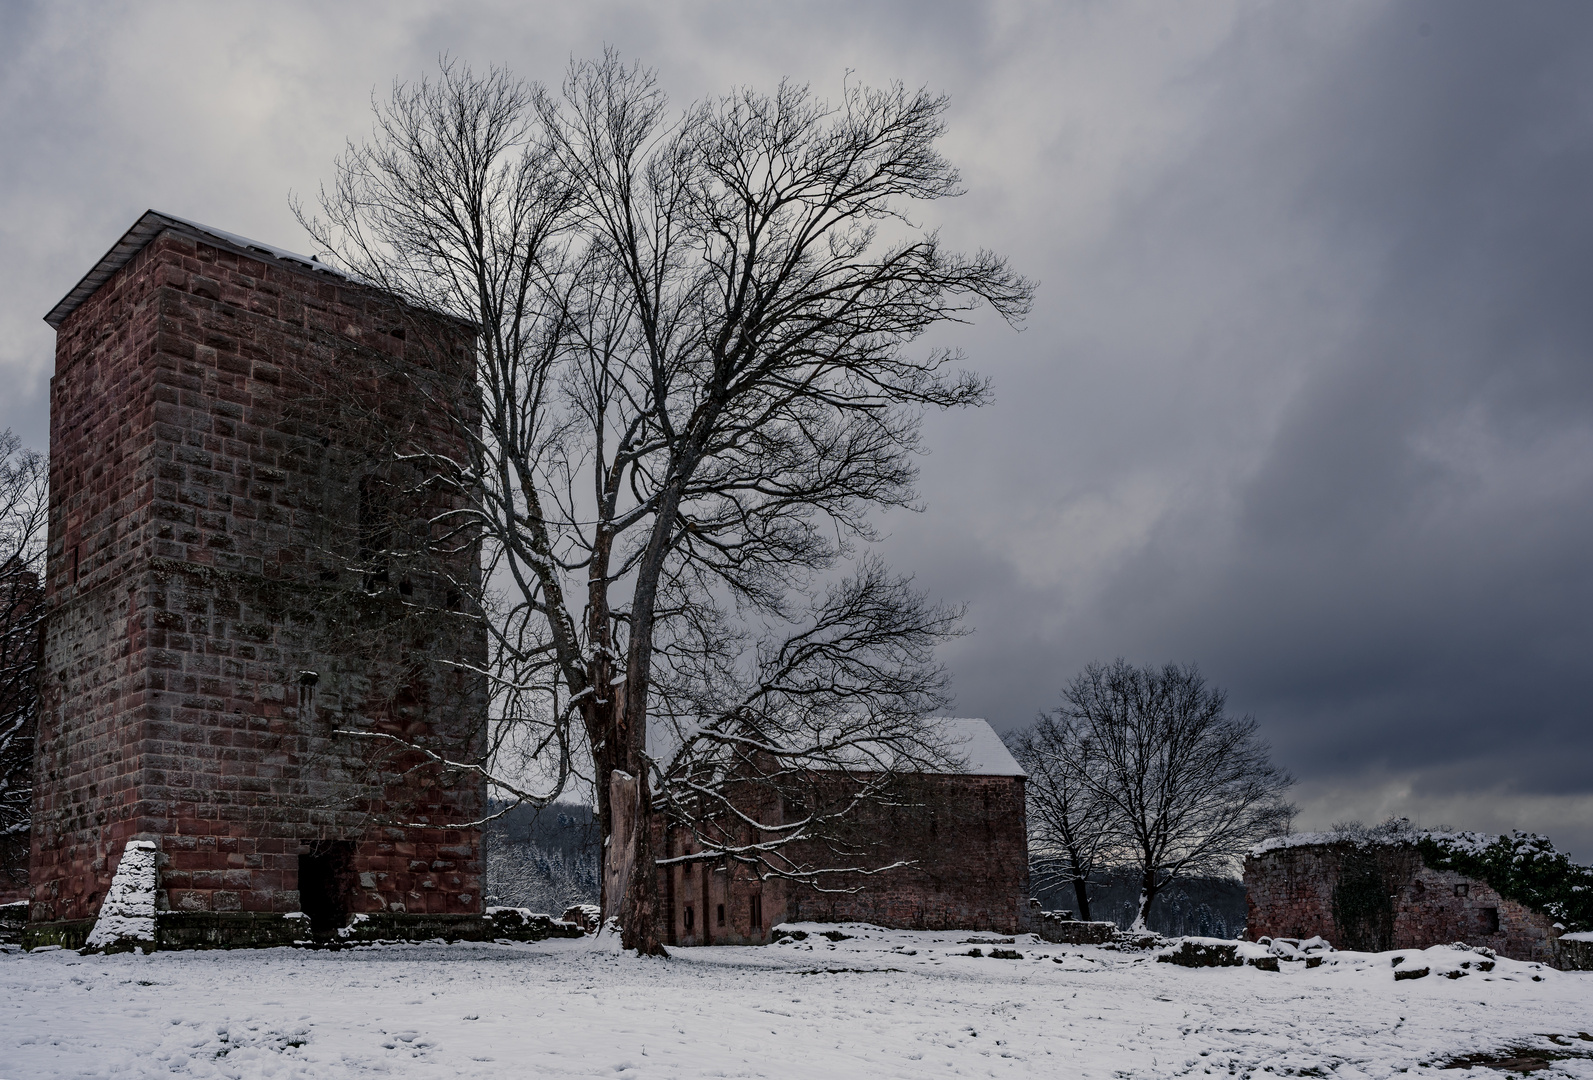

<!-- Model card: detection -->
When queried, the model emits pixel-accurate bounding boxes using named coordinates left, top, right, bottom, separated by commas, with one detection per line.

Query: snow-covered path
left=2, top=926, right=1589, bottom=1078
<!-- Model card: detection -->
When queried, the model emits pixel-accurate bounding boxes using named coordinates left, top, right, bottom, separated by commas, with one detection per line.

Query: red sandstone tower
left=29, top=212, right=487, bottom=946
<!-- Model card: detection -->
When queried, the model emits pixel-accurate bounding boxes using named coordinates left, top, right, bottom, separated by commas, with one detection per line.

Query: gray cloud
left=3, top=1, right=1590, bottom=855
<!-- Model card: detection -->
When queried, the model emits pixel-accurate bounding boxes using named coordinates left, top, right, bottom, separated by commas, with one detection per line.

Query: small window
left=684, top=906, right=694, bottom=932
left=717, top=903, right=726, bottom=927
left=1482, top=907, right=1500, bottom=933
left=297, top=671, right=319, bottom=712
left=1454, top=883, right=1469, bottom=898
left=750, top=895, right=763, bottom=929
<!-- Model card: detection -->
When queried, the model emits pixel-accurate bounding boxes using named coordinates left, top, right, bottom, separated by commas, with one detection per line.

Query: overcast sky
left=3, top=0, right=1590, bottom=857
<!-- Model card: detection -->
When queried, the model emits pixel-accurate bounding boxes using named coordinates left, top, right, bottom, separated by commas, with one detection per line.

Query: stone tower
left=29, top=211, right=488, bottom=947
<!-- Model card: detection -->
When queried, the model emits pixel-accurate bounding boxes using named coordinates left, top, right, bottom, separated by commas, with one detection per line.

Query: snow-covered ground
left=2, top=925, right=1590, bottom=1079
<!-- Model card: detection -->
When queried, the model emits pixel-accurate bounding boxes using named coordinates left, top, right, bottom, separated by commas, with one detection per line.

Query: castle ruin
left=28, top=211, right=488, bottom=948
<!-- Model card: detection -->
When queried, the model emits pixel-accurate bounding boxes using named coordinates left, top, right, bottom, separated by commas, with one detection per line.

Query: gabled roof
left=43, top=210, right=357, bottom=330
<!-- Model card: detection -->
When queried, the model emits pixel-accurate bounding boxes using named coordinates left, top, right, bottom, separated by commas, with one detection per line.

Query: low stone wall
left=1033, top=914, right=1117, bottom=945
left=1555, top=935, right=1593, bottom=972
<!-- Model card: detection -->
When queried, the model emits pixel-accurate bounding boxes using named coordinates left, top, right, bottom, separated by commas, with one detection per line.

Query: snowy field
left=2, top=926, right=1590, bottom=1079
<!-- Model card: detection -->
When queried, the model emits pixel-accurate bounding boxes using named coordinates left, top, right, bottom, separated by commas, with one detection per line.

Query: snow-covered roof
left=44, top=209, right=357, bottom=329
left=929, top=718, right=1026, bottom=777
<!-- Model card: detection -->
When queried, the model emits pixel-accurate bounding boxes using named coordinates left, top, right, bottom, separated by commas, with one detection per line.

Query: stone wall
left=1245, top=842, right=1563, bottom=964
left=656, top=772, right=1029, bottom=944
left=30, top=220, right=487, bottom=939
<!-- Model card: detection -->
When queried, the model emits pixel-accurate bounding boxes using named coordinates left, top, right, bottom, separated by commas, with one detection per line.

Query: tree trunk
left=602, top=769, right=638, bottom=928
left=1071, top=877, right=1093, bottom=923
left=613, top=474, right=692, bottom=954
left=619, top=766, right=667, bottom=956
left=1133, top=868, right=1159, bottom=932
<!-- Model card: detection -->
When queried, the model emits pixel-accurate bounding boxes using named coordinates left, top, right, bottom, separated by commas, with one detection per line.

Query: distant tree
left=297, top=54, right=1032, bottom=953
left=0, top=430, right=47, bottom=892
left=1055, top=660, right=1294, bottom=931
left=1005, top=712, right=1112, bottom=921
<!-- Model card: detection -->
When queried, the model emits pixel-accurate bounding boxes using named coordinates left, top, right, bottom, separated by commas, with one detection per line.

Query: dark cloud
left=2, top=1, right=1590, bottom=855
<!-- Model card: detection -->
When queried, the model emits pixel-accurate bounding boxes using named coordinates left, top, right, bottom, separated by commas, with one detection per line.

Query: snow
left=82, top=840, right=158, bottom=952
left=2, top=925, right=1588, bottom=1078
left=154, top=212, right=357, bottom=281
left=928, top=717, right=1026, bottom=776
left=1564, top=931, right=1593, bottom=943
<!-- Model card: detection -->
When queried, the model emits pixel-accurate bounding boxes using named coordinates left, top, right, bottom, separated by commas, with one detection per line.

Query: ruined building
left=1245, top=834, right=1569, bottom=965
left=654, top=718, right=1031, bottom=946
left=28, top=211, right=488, bottom=948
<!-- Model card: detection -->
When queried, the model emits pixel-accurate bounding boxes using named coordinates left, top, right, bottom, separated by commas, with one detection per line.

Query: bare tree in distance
left=1005, top=712, right=1113, bottom=922
left=0, top=430, right=48, bottom=894
left=297, top=53, right=1033, bottom=953
left=1051, top=660, right=1294, bottom=931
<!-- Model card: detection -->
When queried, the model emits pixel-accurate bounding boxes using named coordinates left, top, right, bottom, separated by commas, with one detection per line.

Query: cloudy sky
left=3, top=1, right=1590, bottom=857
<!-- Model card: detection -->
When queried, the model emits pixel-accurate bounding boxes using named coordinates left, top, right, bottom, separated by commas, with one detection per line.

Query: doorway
left=298, top=842, right=356, bottom=933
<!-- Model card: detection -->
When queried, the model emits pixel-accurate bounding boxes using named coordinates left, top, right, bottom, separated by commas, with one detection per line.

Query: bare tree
left=647, top=559, right=966, bottom=895
left=1058, top=660, right=1294, bottom=931
left=0, top=430, right=47, bottom=894
left=297, top=54, right=1032, bottom=952
left=1005, top=712, right=1113, bottom=922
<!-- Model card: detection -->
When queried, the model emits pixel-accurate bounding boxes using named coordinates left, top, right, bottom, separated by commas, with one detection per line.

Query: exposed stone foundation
left=23, top=909, right=582, bottom=951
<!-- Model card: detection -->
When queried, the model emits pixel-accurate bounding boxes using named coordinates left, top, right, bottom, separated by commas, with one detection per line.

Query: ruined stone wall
left=656, top=773, right=1029, bottom=944
left=1245, top=842, right=1562, bottom=964
left=32, top=227, right=486, bottom=932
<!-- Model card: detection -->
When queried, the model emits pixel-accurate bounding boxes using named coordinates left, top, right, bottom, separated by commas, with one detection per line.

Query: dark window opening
left=1482, top=906, right=1500, bottom=933
left=717, top=903, right=726, bottom=927
left=445, top=589, right=461, bottom=611
left=319, top=568, right=339, bottom=582
left=298, top=842, right=356, bottom=934
left=71, top=546, right=80, bottom=583
left=297, top=671, right=319, bottom=713
left=1454, top=883, right=1469, bottom=898
left=399, top=578, right=413, bottom=597
left=684, top=905, right=695, bottom=932
left=750, top=895, right=763, bottom=929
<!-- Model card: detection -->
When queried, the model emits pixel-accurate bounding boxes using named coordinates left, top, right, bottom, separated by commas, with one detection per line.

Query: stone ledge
left=338, top=910, right=583, bottom=945
left=23, top=919, right=95, bottom=951
left=22, top=910, right=582, bottom=952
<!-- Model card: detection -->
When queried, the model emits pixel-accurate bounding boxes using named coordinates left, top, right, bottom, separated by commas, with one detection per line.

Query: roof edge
left=42, top=210, right=359, bottom=330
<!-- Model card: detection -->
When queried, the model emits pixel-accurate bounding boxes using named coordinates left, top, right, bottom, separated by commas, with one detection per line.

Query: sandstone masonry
left=655, top=719, right=1030, bottom=946
left=29, top=212, right=486, bottom=946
